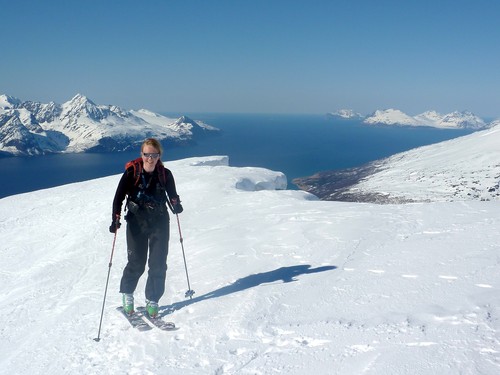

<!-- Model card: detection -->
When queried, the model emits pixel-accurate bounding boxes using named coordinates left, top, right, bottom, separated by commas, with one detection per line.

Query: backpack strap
left=156, top=162, right=167, bottom=188
left=124, top=157, right=143, bottom=186
left=124, top=157, right=167, bottom=188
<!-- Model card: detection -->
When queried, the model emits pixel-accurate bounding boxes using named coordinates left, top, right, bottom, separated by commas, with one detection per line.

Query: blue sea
left=0, top=113, right=472, bottom=199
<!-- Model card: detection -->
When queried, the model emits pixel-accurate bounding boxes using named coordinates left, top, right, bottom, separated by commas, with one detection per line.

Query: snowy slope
left=344, top=124, right=500, bottom=203
left=0, top=156, right=499, bottom=374
left=294, top=123, right=500, bottom=203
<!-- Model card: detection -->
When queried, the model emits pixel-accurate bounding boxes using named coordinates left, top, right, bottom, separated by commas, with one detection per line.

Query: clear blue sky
left=1, top=0, right=499, bottom=117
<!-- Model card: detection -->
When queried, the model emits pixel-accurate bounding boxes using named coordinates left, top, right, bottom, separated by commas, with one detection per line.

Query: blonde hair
left=141, top=138, right=163, bottom=155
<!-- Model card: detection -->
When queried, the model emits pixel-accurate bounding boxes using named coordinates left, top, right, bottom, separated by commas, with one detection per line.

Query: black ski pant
left=120, top=211, right=170, bottom=303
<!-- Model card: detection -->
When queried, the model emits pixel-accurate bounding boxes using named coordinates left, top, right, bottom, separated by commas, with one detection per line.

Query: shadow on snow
left=160, top=264, right=337, bottom=317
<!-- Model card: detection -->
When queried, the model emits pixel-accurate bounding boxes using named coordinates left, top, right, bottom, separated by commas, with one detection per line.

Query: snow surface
left=1, top=156, right=499, bottom=374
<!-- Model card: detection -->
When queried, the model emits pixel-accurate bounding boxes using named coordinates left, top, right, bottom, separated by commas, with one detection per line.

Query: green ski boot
left=122, top=293, right=134, bottom=315
left=146, top=300, right=159, bottom=318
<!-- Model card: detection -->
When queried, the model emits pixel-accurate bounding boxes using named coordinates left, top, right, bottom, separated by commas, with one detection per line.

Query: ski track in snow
left=0, top=156, right=499, bottom=374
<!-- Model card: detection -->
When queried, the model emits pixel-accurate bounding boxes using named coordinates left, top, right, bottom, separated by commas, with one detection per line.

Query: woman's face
left=142, top=144, right=160, bottom=172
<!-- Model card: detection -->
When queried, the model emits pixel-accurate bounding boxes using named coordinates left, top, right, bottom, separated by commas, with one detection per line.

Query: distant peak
left=176, top=115, right=196, bottom=124
left=0, top=94, right=22, bottom=109
left=328, top=109, right=364, bottom=119
left=68, top=93, right=96, bottom=106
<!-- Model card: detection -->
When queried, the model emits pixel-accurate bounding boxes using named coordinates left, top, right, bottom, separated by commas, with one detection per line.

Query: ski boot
left=122, top=293, right=134, bottom=315
left=146, top=300, right=159, bottom=318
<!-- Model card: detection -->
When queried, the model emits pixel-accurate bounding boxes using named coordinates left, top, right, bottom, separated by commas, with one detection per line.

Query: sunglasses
left=142, top=152, right=160, bottom=159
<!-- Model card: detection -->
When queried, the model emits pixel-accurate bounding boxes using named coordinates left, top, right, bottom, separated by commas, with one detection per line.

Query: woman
left=110, top=138, right=183, bottom=318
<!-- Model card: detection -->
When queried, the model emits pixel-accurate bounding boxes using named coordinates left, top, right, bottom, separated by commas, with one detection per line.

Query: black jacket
left=112, top=161, right=179, bottom=219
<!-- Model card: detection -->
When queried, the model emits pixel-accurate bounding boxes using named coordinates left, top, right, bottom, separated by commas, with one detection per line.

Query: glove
left=109, top=214, right=121, bottom=233
left=170, top=197, right=183, bottom=214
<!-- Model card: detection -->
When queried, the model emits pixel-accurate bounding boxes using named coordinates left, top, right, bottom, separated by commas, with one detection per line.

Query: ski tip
left=164, top=323, right=178, bottom=331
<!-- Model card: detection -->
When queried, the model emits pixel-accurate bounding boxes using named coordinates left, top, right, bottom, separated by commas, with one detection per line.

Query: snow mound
left=170, top=156, right=287, bottom=192
left=187, top=155, right=229, bottom=167
left=234, top=168, right=287, bottom=191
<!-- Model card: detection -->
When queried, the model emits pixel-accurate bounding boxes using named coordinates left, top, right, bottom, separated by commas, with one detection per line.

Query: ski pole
left=175, top=213, right=195, bottom=299
left=94, top=219, right=119, bottom=342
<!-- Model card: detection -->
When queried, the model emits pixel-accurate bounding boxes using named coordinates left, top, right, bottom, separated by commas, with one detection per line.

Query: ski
left=137, top=307, right=178, bottom=331
left=116, top=307, right=152, bottom=331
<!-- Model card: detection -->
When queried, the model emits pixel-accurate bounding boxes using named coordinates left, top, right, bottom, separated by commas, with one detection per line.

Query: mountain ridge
left=0, top=93, right=219, bottom=156
left=328, top=108, right=491, bottom=129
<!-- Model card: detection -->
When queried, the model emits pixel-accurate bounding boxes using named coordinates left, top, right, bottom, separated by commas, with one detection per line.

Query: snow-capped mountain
left=328, top=108, right=491, bottom=129
left=326, top=109, right=364, bottom=120
left=364, top=109, right=423, bottom=126
left=0, top=94, right=22, bottom=108
left=363, top=109, right=488, bottom=129
left=437, top=111, right=488, bottom=129
left=294, top=123, right=500, bottom=203
left=0, top=94, right=219, bottom=156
